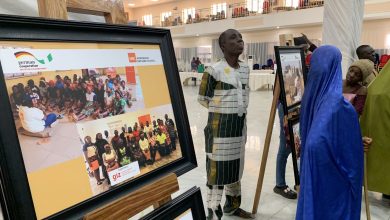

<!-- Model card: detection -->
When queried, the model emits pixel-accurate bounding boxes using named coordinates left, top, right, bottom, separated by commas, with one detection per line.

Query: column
left=322, top=0, right=365, bottom=77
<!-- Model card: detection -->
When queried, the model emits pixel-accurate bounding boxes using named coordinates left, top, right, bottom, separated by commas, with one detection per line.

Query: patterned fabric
left=206, top=181, right=241, bottom=216
left=199, top=58, right=250, bottom=186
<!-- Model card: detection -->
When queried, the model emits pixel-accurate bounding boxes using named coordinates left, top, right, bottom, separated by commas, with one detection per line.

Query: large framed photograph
left=274, top=46, right=307, bottom=112
left=140, top=187, right=206, bottom=220
left=0, top=15, right=196, bottom=219
left=287, top=118, right=301, bottom=186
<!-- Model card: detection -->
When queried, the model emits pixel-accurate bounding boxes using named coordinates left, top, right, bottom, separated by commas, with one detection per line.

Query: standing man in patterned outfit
left=198, top=29, right=254, bottom=220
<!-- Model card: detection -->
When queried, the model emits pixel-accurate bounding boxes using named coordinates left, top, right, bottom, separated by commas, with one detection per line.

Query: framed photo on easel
left=0, top=14, right=196, bottom=220
left=274, top=46, right=307, bottom=113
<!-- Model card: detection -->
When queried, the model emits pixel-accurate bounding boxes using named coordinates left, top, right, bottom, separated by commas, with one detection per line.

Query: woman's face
left=346, top=66, right=363, bottom=85
left=97, top=133, right=102, bottom=140
left=105, top=146, right=111, bottom=153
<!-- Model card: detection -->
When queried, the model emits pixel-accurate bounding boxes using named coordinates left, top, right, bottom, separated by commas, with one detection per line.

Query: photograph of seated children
left=76, top=105, right=181, bottom=196
left=4, top=66, right=145, bottom=173
left=280, top=53, right=305, bottom=107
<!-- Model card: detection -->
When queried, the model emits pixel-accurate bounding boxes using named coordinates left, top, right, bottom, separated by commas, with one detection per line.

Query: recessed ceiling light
left=196, top=34, right=199, bottom=37
left=151, top=0, right=158, bottom=2
left=128, top=3, right=135, bottom=6
left=276, top=26, right=280, bottom=29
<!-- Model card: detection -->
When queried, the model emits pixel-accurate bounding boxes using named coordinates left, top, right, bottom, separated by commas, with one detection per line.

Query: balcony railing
left=136, top=0, right=324, bottom=28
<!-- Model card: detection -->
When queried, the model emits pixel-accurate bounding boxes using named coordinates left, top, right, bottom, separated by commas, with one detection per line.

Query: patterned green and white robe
left=198, top=58, right=250, bottom=186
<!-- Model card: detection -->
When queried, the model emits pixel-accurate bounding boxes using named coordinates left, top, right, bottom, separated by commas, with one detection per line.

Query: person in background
left=195, top=57, right=202, bottom=69
left=139, top=133, right=151, bottom=163
left=342, top=59, right=374, bottom=115
left=191, top=57, right=197, bottom=71
left=300, top=33, right=317, bottom=68
left=297, top=45, right=363, bottom=220
left=356, top=44, right=378, bottom=85
left=18, top=99, right=59, bottom=134
left=113, top=91, right=126, bottom=115
left=117, top=141, right=131, bottom=167
left=198, top=29, right=253, bottom=219
left=110, top=130, right=122, bottom=153
left=164, top=114, right=177, bottom=150
left=95, top=133, right=110, bottom=184
left=10, top=85, right=24, bottom=109
left=103, top=144, right=119, bottom=173
left=27, top=79, right=41, bottom=99
left=145, top=121, right=153, bottom=134
left=120, top=127, right=127, bottom=145
left=156, top=129, right=168, bottom=156
left=133, top=125, right=140, bottom=142
left=148, top=131, right=160, bottom=162
left=83, top=136, right=104, bottom=185
left=129, top=136, right=146, bottom=167
left=152, top=120, right=159, bottom=135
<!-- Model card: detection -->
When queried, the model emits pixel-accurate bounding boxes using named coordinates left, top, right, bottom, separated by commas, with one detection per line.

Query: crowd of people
left=83, top=114, right=178, bottom=186
left=10, top=72, right=134, bottom=129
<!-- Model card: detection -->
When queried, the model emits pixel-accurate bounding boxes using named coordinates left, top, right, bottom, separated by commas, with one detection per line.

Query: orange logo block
left=128, top=53, right=137, bottom=63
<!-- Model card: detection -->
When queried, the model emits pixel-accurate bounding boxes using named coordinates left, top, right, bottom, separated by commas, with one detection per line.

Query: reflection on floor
left=89, top=145, right=182, bottom=196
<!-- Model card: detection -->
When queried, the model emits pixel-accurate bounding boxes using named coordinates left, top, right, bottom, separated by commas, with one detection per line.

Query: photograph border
left=0, top=14, right=196, bottom=220
left=287, top=117, right=300, bottom=186
left=274, top=46, right=307, bottom=113
left=139, top=187, right=206, bottom=220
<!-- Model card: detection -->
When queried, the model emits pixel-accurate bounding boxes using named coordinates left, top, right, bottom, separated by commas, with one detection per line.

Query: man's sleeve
left=198, top=67, right=217, bottom=108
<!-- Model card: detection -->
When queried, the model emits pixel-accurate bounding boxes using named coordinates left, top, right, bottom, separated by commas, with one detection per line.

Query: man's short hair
left=218, top=29, right=236, bottom=52
left=356, top=45, right=371, bottom=58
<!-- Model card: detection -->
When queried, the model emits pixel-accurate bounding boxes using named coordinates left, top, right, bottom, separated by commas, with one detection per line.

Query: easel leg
left=364, top=153, right=371, bottom=220
left=252, top=76, right=281, bottom=214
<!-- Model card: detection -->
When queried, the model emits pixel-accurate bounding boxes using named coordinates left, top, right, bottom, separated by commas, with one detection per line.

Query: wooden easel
left=251, top=75, right=281, bottom=214
left=84, top=173, right=179, bottom=219
left=251, top=74, right=300, bottom=214
left=37, top=0, right=128, bottom=24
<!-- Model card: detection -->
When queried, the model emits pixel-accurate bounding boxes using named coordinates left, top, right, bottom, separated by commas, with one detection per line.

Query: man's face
left=361, top=46, right=376, bottom=63
left=221, top=30, right=244, bottom=56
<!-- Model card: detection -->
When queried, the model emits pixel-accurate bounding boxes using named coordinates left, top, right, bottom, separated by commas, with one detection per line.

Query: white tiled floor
left=174, top=85, right=390, bottom=220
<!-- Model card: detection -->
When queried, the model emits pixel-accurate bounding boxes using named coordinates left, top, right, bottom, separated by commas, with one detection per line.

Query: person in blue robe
left=296, top=45, right=363, bottom=220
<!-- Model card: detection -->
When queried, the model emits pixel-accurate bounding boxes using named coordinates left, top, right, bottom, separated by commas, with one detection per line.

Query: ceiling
left=123, top=0, right=179, bottom=8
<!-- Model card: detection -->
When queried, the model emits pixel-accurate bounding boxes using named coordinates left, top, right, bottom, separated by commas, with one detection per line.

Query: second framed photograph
left=287, top=117, right=301, bottom=186
left=274, top=46, right=307, bottom=112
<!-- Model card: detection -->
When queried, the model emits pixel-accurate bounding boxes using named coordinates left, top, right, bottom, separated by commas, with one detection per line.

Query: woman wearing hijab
left=360, top=62, right=390, bottom=198
left=343, top=59, right=375, bottom=115
left=297, top=45, right=363, bottom=220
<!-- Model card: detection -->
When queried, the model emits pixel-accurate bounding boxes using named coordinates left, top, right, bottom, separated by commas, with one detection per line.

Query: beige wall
left=172, top=18, right=390, bottom=50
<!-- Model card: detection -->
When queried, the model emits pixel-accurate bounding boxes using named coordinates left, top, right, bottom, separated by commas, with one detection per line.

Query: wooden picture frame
left=140, top=187, right=206, bottom=220
left=287, top=117, right=301, bottom=187
left=0, top=14, right=196, bottom=220
left=274, top=46, right=307, bottom=113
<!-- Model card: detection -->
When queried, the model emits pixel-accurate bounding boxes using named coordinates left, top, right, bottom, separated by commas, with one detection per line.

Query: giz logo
left=112, top=172, right=121, bottom=181
left=128, top=53, right=137, bottom=63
